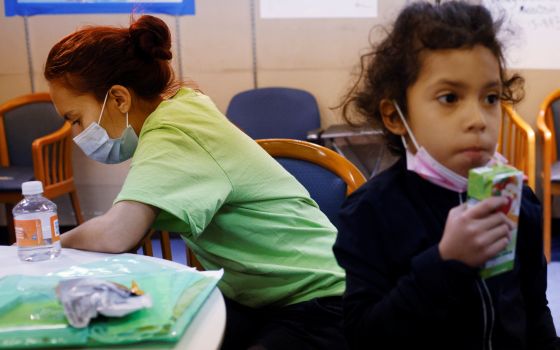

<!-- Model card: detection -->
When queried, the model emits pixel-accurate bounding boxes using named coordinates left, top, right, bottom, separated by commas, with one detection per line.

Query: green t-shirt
left=116, top=88, right=345, bottom=307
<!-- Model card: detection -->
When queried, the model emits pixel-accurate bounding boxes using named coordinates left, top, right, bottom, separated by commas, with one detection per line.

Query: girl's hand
left=438, top=196, right=515, bottom=267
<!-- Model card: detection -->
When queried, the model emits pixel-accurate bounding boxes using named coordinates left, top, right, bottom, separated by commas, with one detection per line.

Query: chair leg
left=142, top=229, right=155, bottom=256
left=69, top=190, right=84, bottom=225
left=5, top=204, right=16, bottom=245
left=160, top=230, right=172, bottom=261
left=187, top=246, right=204, bottom=271
left=543, top=195, right=552, bottom=263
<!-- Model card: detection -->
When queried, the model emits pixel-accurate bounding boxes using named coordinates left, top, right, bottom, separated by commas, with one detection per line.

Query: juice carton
left=467, top=164, right=523, bottom=279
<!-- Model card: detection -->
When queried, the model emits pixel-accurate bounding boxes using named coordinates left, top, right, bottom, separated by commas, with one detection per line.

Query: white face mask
left=73, top=91, right=138, bottom=164
left=393, top=101, right=504, bottom=193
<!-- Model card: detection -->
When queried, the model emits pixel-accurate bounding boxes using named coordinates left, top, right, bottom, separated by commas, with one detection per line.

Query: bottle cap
left=21, top=181, right=43, bottom=195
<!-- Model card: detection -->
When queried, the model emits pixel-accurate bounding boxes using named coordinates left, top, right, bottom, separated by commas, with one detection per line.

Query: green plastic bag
left=0, top=255, right=222, bottom=348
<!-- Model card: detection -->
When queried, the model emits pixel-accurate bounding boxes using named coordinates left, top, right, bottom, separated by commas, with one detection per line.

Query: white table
left=0, top=246, right=226, bottom=350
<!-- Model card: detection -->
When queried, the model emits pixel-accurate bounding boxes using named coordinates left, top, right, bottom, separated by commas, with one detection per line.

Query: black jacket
left=333, top=158, right=557, bottom=350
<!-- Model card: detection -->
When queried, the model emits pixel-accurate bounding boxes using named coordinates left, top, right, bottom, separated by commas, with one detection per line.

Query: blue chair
left=256, top=138, right=366, bottom=229
left=0, top=93, right=84, bottom=243
left=226, top=87, right=322, bottom=141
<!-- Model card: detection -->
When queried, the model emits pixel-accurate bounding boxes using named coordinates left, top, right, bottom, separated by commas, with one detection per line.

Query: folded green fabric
left=0, top=255, right=221, bottom=348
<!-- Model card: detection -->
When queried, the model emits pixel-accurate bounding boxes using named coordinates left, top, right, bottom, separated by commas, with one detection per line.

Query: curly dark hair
left=340, top=1, right=524, bottom=156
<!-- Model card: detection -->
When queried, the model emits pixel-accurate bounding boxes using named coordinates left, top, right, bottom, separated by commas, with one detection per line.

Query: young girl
left=333, top=2, right=558, bottom=349
left=44, top=15, right=347, bottom=349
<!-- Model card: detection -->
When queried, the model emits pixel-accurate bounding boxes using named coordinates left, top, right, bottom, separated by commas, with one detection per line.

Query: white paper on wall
left=482, top=0, right=560, bottom=70
left=260, top=0, right=378, bottom=19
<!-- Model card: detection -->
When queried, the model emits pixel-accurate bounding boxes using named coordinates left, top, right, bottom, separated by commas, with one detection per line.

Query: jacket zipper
left=459, top=192, right=495, bottom=349
left=482, top=279, right=495, bottom=350
left=475, top=279, right=495, bottom=350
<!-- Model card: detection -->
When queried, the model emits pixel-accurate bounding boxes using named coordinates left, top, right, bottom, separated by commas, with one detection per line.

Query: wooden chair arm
left=537, top=109, right=552, bottom=179
left=535, top=90, right=560, bottom=263
left=501, top=104, right=536, bottom=190
left=31, top=121, right=71, bottom=150
left=256, top=138, right=367, bottom=195
left=0, top=92, right=51, bottom=111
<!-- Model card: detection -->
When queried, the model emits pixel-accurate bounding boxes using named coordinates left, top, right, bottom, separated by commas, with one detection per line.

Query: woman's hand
left=439, top=196, right=514, bottom=267
left=60, top=201, right=159, bottom=253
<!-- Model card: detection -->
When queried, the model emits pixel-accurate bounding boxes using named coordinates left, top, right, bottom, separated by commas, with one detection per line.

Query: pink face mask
left=393, top=101, right=505, bottom=193
left=404, top=147, right=469, bottom=192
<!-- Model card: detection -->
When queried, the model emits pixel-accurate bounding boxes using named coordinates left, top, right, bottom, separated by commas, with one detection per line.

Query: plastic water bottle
left=13, top=181, right=61, bottom=262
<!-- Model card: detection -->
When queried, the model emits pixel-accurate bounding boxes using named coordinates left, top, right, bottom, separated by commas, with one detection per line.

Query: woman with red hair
left=45, top=15, right=347, bottom=350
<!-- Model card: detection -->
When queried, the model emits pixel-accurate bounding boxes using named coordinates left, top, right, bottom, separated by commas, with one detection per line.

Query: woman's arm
left=60, top=200, right=159, bottom=253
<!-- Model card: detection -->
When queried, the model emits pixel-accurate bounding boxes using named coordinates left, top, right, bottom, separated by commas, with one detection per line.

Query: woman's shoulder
left=154, top=87, right=217, bottom=116
left=141, top=87, right=229, bottom=138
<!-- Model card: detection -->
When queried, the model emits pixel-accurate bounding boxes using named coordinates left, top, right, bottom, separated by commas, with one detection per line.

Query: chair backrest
left=536, top=89, right=560, bottom=263
left=0, top=93, right=73, bottom=195
left=537, top=90, right=560, bottom=165
left=499, top=103, right=536, bottom=190
left=0, top=93, right=64, bottom=167
left=226, top=87, right=321, bottom=140
left=551, top=99, right=560, bottom=159
left=256, top=138, right=366, bottom=229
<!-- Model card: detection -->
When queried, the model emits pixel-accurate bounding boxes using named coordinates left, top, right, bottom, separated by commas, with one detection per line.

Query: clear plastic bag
left=56, top=278, right=153, bottom=328
left=0, top=255, right=222, bottom=348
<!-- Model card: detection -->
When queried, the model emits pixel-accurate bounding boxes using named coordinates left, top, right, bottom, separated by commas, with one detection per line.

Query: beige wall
left=1, top=0, right=559, bottom=224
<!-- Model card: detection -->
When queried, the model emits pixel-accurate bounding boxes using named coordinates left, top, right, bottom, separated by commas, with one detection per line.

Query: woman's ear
left=108, top=85, right=131, bottom=114
left=380, top=99, right=407, bottom=136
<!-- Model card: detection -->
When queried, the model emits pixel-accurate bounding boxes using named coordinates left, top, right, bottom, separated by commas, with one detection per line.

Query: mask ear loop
left=492, top=143, right=504, bottom=165
left=98, top=91, right=110, bottom=125
left=392, top=100, right=421, bottom=152
left=99, top=91, right=131, bottom=129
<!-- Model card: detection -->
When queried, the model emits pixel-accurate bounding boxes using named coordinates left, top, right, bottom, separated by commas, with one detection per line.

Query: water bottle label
left=14, top=219, right=44, bottom=247
left=50, top=215, right=60, bottom=240
left=15, top=213, right=60, bottom=247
